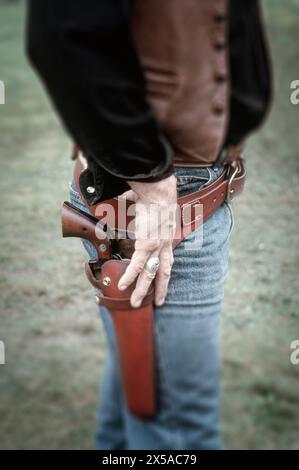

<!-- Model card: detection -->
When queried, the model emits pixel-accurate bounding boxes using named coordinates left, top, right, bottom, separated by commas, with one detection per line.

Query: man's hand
left=118, top=175, right=177, bottom=308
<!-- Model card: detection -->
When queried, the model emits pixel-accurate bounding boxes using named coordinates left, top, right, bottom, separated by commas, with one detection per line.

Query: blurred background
left=0, top=0, right=299, bottom=449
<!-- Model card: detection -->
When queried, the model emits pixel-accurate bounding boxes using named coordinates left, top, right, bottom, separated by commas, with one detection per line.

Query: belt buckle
left=226, top=159, right=242, bottom=202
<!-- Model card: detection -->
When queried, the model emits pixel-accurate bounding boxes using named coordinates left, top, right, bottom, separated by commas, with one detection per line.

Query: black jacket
left=26, top=0, right=272, bottom=188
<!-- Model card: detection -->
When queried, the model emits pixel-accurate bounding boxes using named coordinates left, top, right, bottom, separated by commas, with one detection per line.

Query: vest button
left=214, top=12, right=226, bottom=22
left=212, top=101, right=224, bottom=115
left=214, top=41, right=226, bottom=51
left=213, top=107, right=224, bottom=115
left=214, top=72, right=226, bottom=83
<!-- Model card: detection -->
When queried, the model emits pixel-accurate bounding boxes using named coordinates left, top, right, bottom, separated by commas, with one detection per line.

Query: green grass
left=0, top=0, right=299, bottom=449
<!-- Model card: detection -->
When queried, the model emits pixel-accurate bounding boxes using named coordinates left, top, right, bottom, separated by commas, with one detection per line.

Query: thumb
left=118, top=189, right=138, bottom=202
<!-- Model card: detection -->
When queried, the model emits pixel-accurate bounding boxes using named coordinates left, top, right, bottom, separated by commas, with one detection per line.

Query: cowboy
left=26, top=0, right=272, bottom=450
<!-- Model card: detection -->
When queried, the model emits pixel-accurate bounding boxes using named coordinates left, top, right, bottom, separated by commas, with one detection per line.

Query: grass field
left=0, top=0, right=299, bottom=449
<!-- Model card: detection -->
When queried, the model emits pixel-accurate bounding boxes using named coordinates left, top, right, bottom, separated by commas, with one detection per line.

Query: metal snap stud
left=102, top=277, right=111, bottom=286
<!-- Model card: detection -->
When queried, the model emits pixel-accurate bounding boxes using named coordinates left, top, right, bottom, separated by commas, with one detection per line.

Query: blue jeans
left=69, top=164, right=233, bottom=450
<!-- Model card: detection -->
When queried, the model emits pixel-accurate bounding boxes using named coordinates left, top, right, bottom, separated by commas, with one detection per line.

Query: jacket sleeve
left=26, top=0, right=174, bottom=181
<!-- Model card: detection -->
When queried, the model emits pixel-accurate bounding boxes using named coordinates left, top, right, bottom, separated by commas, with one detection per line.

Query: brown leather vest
left=131, top=0, right=230, bottom=166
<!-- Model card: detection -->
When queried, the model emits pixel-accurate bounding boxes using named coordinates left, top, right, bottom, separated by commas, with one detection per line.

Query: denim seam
left=206, top=167, right=213, bottom=186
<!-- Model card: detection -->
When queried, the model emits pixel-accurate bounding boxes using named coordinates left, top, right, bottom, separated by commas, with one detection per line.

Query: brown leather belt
left=68, top=153, right=246, bottom=418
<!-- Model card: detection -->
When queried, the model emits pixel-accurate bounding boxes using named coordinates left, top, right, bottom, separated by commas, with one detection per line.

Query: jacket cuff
left=89, top=134, right=174, bottom=183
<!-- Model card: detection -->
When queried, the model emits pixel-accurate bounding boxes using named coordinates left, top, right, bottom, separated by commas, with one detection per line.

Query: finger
left=154, top=244, right=174, bottom=306
left=117, top=248, right=149, bottom=290
left=130, top=250, right=160, bottom=307
left=118, top=238, right=160, bottom=289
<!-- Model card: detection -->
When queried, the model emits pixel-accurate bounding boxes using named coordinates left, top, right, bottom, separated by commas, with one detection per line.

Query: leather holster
left=85, top=246, right=156, bottom=418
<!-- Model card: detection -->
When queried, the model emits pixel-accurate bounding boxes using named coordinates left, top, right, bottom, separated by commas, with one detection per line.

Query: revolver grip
left=61, top=201, right=110, bottom=260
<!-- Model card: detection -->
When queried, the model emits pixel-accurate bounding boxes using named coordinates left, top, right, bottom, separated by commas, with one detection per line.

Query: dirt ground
left=0, top=0, right=299, bottom=449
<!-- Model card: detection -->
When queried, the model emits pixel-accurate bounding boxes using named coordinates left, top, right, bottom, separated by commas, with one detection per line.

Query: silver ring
left=145, top=257, right=160, bottom=275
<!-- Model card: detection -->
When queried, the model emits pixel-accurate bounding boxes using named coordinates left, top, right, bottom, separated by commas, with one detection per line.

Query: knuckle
left=146, top=239, right=160, bottom=251
left=161, top=267, right=172, bottom=278
left=169, top=256, right=174, bottom=267
left=139, top=284, right=149, bottom=296
left=144, top=271, right=156, bottom=281
left=136, top=283, right=149, bottom=298
left=134, top=240, right=147, bottom=251
left=133, top=261, right=145, bottom=274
